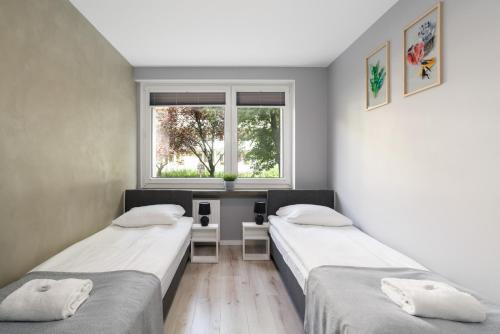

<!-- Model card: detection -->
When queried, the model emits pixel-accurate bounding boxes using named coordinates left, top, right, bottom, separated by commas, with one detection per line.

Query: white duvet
left=33, top=217, right=193, bottom=295
left=269, top=215, right=426, bottom=290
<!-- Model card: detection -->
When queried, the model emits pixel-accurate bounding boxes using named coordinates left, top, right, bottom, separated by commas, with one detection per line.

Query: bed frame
left=124, top=189, right=193, bottom=319
left=267, top=189, right=335, bottom=320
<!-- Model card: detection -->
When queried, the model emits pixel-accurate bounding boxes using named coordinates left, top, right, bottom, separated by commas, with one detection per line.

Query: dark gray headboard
left=124, top=190, right=193, bottom=216
left=267, top=190, right=335, bottom=216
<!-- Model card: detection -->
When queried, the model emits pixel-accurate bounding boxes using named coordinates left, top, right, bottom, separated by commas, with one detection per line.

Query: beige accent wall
left=0, top=0, right=136, bottom=287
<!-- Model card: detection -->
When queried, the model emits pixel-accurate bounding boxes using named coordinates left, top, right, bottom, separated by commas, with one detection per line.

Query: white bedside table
left=191, top=224, right=219, bottom=263
left=242, top=222, right=270, bottom=260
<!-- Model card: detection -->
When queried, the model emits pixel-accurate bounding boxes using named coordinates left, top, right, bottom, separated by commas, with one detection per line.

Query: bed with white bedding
left=267, top=190, right=500, bottom=333
left=269, top=215, right=426, bottom=291
left=33, top=217, right=192, bottom=296
left=0, top=189, right=193, bottom=334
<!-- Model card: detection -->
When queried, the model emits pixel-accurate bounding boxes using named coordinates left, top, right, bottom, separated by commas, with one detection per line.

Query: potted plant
left=223, top=173, right=237, bottom=191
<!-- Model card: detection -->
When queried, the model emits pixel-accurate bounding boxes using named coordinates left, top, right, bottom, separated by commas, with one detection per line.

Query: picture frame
left=403, top=2, right=442, bottom=97
left=365, top=41, right=390, bottom=111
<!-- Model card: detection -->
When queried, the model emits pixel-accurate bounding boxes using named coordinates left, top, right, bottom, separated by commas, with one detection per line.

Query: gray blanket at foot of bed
left=305, top=266, right=500, bottom=334
left=0, top=270, right=163, bottom=334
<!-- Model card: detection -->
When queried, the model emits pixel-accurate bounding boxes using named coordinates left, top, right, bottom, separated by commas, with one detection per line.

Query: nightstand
left=191, top=224, right=219, bottom=263
left=242, top=222, right=270, bottom=260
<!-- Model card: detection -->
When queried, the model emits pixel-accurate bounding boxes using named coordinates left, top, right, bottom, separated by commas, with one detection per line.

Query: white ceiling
left=69, top=0, right=397, bottom=67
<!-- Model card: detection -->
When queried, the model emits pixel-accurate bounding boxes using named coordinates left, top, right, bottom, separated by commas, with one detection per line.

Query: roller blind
left=149, top=92, right=226, bottom=106
left=236, top=92, right=286, bottom=106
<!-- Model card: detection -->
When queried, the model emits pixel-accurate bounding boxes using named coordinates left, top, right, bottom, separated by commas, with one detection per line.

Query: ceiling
left=69, top=0, right=397, bottom=67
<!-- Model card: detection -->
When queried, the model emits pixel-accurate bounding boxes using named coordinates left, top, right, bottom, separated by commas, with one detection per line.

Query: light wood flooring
left=164, top=245, right=304, bottom=334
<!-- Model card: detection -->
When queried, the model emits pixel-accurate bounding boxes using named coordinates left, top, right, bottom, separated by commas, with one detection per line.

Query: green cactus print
left=369, top=61, right=386, bottom=98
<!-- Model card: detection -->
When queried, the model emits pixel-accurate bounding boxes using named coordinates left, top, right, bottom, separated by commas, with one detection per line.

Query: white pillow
left=276, top=204, right=352, bottom=227
left=112, top=204, right=185, bottom=227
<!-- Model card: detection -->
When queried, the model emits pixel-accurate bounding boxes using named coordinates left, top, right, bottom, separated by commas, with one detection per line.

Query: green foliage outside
left=159, top=169, right=224, bottom=178
left=238, top=165, right=279, bottom=178
left=155, top=106, right=281, bottom=179
left=157, top=106, right=224, bottom=177
left=159, top=167, right=279, bottom=179
left=238, top=107, right=281, bottom=178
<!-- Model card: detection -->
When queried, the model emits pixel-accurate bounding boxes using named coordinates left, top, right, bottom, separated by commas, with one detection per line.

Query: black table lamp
left=254, top=201, right=266, bottom=225
left=198, top=202, right=211, bottom=227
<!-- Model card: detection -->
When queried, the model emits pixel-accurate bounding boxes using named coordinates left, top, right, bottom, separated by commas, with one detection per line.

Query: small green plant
left=369, top=61, right=386, bottom=97
left=223, top=173, right=238, bottom=181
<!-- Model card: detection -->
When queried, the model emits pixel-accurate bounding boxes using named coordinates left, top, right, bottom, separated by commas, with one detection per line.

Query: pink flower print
left=407, top=41, right=424, bottom=65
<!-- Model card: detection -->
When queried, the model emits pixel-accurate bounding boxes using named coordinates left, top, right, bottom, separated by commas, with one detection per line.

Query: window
left=140, top=82, right=293, bottom=189
left=236, top=92, right=285, bottom=178
left=151, top=92, right=226, bottom=178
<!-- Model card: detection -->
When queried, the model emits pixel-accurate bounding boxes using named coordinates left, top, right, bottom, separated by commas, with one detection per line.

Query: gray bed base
left=267, top=190, right=336, bottom=322
left=270, top=237, right=305, bottom=320
left=162, top=245, right=190, bottom=319
left=124, top=189, right=193, bottom=319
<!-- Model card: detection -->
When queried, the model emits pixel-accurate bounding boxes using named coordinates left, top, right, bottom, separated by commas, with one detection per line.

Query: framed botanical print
left=404, top=2, right=442, bottom=96
left=365, top=41, right=390, bottom=111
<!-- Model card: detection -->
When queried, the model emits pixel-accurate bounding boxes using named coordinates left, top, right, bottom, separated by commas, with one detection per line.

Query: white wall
left=328, top=0, right=500, bottom=302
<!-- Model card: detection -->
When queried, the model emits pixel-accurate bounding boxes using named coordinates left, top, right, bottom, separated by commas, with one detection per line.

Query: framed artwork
left=365, top=41, right=390, bottom=111
left=403, top=2, right=442, bottom=96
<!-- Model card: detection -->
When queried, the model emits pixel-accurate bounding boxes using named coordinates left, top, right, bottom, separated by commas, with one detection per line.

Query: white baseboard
left=220, top=240, right=242, bottom=246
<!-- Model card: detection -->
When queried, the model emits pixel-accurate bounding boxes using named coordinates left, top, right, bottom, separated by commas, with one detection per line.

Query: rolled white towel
left=0, top=278, right=93, bottom=322
left=381, top=278, right=486, bottom=323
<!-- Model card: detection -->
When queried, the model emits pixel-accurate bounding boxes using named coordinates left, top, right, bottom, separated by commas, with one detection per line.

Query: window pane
left=152, top=106, right=224, bottom=178
left=237, top=107, right=281, bottom=178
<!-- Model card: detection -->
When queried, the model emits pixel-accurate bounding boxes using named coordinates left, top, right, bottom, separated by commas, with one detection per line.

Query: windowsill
left=193, top=190, right=268, bottom=198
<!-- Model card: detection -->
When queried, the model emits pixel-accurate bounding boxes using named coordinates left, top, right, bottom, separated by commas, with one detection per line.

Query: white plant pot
left=224, top=181, right=235, bottom=191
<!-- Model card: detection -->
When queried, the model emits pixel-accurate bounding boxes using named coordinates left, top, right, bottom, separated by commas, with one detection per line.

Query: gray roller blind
left=236, top=92, right=286, bottom=106
left=149, top=92, right=226, bottom=106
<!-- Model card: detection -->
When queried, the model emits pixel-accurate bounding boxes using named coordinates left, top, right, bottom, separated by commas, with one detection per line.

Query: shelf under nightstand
left=191, top=223, right=219, bottom=263
left=242, top=222, right=270, bottom=261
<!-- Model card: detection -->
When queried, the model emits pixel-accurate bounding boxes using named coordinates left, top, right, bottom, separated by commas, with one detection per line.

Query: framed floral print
left=404, top=2, right=442, bottom=96
left=365, top=41, right=390, bottom=111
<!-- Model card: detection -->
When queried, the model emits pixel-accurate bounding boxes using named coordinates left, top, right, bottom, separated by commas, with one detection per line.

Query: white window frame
left=139, top=80, right=294, bottom=190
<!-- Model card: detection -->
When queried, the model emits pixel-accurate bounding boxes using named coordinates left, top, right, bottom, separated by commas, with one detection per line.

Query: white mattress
left=269, top=215, right=426, bottom=292
left=33, top=217, right=193, bottom=296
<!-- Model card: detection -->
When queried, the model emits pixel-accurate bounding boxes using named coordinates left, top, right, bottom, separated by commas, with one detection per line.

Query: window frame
left=139, top=80, right=294, bottom=190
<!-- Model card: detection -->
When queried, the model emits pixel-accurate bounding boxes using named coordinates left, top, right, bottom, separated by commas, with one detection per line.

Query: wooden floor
left=164, top=245, right=304, bottom=334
